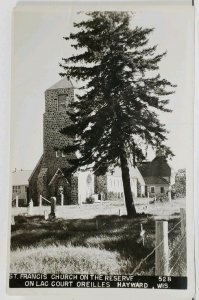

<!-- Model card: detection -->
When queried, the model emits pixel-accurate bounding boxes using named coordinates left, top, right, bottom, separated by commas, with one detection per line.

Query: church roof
left=48, top=168, right=68, bottom=186
left=47, top=77, right=74, bottom=90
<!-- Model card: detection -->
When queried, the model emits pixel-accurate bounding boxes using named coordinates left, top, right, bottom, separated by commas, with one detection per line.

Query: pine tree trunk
left=120, top=150, right=137, bottom=218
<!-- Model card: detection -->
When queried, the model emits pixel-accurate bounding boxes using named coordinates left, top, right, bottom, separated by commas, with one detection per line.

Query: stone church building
left=28, top=77, right=174, bottom=206
left=29, top=77, right=95, bottom=205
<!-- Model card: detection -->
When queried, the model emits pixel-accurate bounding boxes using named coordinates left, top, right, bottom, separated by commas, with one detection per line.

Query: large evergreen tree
left=60, top=12, right=175, bottom=217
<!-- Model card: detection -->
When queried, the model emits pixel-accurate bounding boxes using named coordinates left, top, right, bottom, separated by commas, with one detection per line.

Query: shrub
left=85, top=196, right=95, bottom=204
left=15, top=215, right=28, bottom=224
left=155, top=193, right=169, bottom=202
left=172, top=169, right=186, bottom=198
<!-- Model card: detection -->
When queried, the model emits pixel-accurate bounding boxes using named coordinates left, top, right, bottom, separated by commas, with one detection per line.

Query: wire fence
left=169, top=232, right=186, bottom=258
left=168, top=241, right=186, bottom=275
left=132, top=214, right=186, bottom=276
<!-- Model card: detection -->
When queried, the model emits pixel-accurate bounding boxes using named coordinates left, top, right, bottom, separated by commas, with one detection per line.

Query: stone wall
left=43, top=87, right=75, bottom=179
left=137, top=180, right=141, bottom=197
left=37, top=167, right=48, bottom=200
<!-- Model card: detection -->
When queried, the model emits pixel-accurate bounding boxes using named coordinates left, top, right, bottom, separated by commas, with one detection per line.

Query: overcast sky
left=11, top=3, right=194, bottom=171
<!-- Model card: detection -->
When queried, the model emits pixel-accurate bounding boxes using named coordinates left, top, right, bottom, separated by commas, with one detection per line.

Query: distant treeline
left=172, top=169, right=186, bottom=198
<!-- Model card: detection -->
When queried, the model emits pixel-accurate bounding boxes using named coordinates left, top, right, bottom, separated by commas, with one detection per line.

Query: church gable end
left=28, top=155, right=43, bottom=205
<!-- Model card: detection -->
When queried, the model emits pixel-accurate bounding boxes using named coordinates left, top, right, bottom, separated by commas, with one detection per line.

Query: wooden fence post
left=50, top=197, right=56, bottom=218
left=44, top=210, right=49, bottom=220
left=61, top=193, right=64, bottom=206
left=155, top=220, right=169, bottom=275
left=16, top=195, right=19, bottom=208
left=180, top=208, right=187, bottom=262
left=39, top=195, right=42, bottom=207
left=180, top=208, right=186, bottom=235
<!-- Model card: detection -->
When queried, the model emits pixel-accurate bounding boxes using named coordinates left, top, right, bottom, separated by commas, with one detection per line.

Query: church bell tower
left=29, top=77, right=78, bottom=205
left=43, top=77, right=74, bottom=177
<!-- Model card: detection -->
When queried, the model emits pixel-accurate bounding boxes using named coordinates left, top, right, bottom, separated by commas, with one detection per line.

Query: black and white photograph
left=8, top=1, right=195, bottom=295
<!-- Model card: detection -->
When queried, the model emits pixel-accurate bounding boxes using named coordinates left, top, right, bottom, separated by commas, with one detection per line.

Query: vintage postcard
left=7, top=1, right=195, bottom=299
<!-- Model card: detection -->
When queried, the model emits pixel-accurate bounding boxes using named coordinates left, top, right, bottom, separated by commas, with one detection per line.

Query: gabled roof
left=48, top=168, right=69, bottom=186
left=47, top=77, right=74, bottom=90
left=137, top=162, right=151, bottom=177
left=144, top=176, right=170, bottom=185
left=138, top=156, right=171, bottom=178
left=12, top=170, right=32, bottom=186
left=29, top=155, right=43, bottom=182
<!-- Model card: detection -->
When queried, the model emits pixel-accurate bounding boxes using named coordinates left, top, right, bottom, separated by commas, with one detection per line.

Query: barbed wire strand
left=132, top=238, right=164, bottom=275
left=132, top=218, right=185, bottom=275
left=168, top=217, right=185, bottom=235
left=169, top=233, right=186, bottom=257
left=168, top=243, right=186, bottom=275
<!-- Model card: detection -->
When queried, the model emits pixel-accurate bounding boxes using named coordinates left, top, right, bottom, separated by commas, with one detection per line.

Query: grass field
left=10, top=245, right=123, bottom=274
left=10, top=201, right=186, bottom=275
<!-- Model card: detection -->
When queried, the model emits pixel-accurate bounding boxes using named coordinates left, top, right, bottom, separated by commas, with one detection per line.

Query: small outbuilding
left=138, top=149, right=175, bottom=198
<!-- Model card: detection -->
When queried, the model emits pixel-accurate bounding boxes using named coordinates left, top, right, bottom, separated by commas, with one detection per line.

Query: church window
left=151, top=186, right=155, bottom=193
left=58, top=94, right=67, bottom=111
